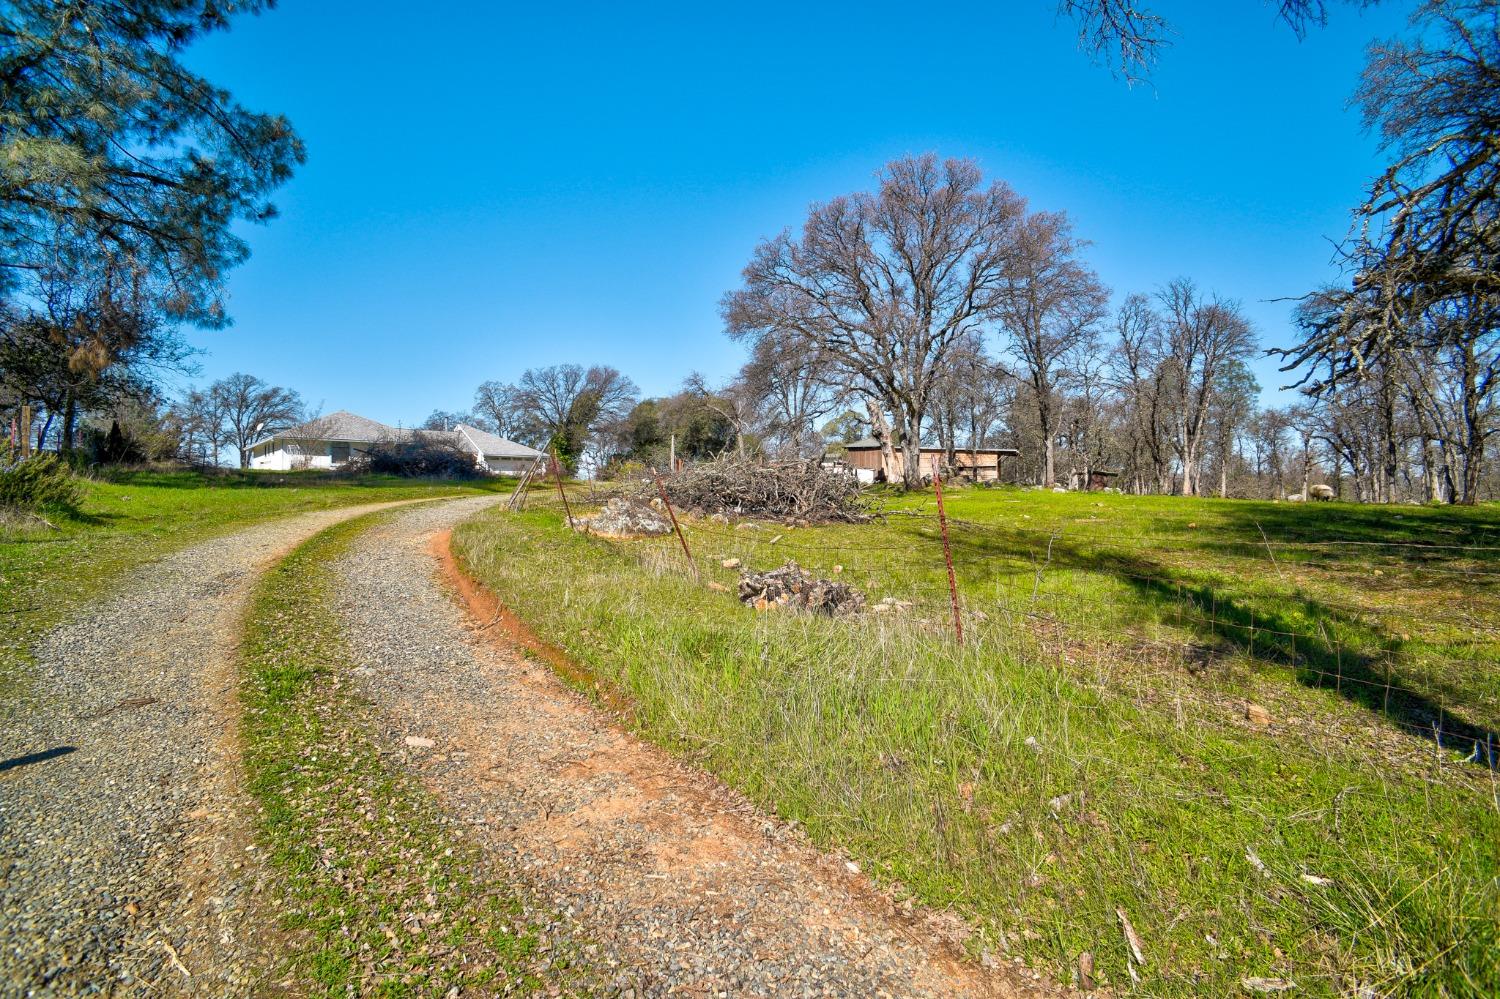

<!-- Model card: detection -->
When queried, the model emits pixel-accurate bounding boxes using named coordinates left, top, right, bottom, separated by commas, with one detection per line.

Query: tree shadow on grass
left=931, top=519, right=1500, bottom=768
left=99, top=469, right=346, bottom=490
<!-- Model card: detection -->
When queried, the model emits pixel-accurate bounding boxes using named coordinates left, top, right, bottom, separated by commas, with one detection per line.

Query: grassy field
left=453, top=486, right=1499, bottom=997
left=0, top=468, right=507, bottom=702
left=240, top=511, right=571, bottom=996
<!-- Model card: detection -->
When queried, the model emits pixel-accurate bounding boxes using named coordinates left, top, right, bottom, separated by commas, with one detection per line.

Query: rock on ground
left=575, top=497, right=673, bottom=537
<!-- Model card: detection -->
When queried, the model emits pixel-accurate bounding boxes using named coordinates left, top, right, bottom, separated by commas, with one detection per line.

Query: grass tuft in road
left=453, top=495, right=1499, bottom=998
left=240, top=511, right=575, bottom=997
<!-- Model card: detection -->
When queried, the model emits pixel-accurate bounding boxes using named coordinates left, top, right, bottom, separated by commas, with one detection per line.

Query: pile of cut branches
left=648, top=457, right=869, bottom=524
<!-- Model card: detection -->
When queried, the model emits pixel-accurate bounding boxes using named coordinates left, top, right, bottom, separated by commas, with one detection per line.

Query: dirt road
left=333, top=499, right=1058, bottom=997
left=2, top=494, right=1058, bottom=997
left=0, top=497, right=474, bottom=997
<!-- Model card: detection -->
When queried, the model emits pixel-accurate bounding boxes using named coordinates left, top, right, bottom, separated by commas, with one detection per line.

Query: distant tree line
left=708, top=145, right=1495, bottom=502
left=4, top=2, right=1490, bottom=503
left=457, top=1, right=1491, bottom=501
left=1052, top=0, right=1498, bottom=502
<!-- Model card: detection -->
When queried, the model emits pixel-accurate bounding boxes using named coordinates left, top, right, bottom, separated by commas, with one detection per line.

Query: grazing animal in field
left=1308, top=484, right=1335, bottom=501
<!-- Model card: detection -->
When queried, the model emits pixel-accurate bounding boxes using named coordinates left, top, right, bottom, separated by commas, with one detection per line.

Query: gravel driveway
left=0, top=497, right=472, bottom=998
left=334, top=500, right=1060, bottom=998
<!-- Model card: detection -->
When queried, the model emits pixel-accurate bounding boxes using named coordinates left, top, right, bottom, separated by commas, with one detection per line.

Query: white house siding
left=249, top=439, right=367, bottom=471
left=249, top=447, right=294, bottom=470
left=483, top=456, right=534, bottom=476
left=246, top=415, right=547, bottom=476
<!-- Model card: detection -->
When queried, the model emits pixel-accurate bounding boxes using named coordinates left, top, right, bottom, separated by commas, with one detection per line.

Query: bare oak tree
left=738, top=331, right=841, bottom=458
left=495, top=363, right=639, bottom=469
left=995, top=211, right=1109, bottom=486
left=1058, top=0, right=1341, bottom=81
left=211, top=372, right=304, bottom=468
left=684, top=371, right=765, bottom=459
left=1156, top=280, right=1257, bottom=495
left=1112, top=293, right=1173, bottom=493
left=929, top=332, right=1011, bottom=471
left=724, top=155, right=1026, bottom=488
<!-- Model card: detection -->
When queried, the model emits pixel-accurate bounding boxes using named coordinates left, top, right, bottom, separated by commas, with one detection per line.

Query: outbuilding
left=836, top=438, right=1019, bottom=484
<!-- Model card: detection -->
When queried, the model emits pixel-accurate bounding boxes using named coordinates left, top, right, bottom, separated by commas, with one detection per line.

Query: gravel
left=0, top=498, right=446, bottom=997
left=333, top=500, right=1060, bottom=998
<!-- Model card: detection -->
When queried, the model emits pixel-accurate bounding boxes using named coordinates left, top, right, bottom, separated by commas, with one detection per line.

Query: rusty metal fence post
left=551, top=451, right=575, bottom=530
left=932, top=464, right=964, bottom=644
left=650, top=466, right=699, bottom=581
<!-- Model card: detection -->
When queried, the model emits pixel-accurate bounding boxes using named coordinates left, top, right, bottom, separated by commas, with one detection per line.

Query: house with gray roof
left=246, top=410, right=546, bottom=475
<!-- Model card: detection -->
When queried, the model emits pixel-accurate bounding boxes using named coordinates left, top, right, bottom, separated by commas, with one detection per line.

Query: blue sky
left=181, top=0, right=1414, bottom=425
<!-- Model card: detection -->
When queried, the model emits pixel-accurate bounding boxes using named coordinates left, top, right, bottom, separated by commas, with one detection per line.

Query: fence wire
left=523, top=487, right=1500, bottom=779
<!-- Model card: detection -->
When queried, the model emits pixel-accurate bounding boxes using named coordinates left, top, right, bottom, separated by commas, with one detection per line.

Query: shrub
left=88, top=420, right=146, bottom=465
left=353, top=432, right=482, bottom=479
left=0, top=453, right=87, bottom=511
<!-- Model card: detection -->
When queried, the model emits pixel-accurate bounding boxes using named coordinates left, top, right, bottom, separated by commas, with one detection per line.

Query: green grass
left=240, top=511, right=575, bottom=997
left=453, top=487, right=1500, bottom=997
left=0, top=467, right=508, bottom=703
left=705, top=486, right=1500, bottom=743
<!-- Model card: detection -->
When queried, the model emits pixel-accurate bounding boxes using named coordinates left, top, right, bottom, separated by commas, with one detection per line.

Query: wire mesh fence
left=471, top=481, right=1499, bottom=994
left=521, top=482, right=1500, bottom=783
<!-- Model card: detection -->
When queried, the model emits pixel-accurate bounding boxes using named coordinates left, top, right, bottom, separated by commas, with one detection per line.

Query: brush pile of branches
left=649, top=457, right=868, bottom=524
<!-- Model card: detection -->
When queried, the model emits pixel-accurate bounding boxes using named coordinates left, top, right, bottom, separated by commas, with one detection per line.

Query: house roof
left=840, top=438, right=1019, bottom=456
left=456, top=424, right=546, bottom=459
left=249, top=410, right=393, bottom=449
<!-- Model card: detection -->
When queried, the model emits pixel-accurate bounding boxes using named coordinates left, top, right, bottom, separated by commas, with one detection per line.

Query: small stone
left=721, top=558, right=742, bottom=569
left=1244, top=703, right=1272, bottom=727
left=404, top=736, right=436, bottom=749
